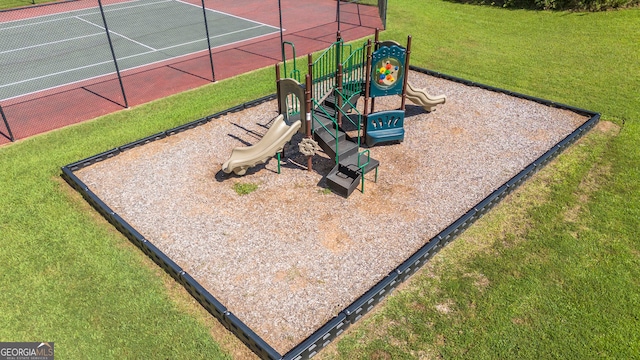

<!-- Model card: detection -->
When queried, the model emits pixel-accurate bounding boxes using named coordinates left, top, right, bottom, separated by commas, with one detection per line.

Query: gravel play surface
left=75, top=71, right=588, bottom=354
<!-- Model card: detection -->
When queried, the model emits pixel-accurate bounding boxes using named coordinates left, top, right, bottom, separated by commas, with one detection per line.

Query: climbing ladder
left=312, top=87, right=379, bottom=197
left=280, top=35, right=379, bottom=197
left=309, top=38, right=379, bottom=197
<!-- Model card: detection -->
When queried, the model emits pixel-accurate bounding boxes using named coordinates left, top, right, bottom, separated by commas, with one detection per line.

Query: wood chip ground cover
left=75, top=71, right=588, bottom=354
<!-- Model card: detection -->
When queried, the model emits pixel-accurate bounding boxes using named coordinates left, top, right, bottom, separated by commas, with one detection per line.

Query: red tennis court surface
left=0, top=0, right=383, bottom=145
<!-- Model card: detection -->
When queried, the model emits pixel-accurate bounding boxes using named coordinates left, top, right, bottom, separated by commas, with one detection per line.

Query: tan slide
left=405, top=81, right=446, bottom=112
left=222, top=115, right=302, bottom=176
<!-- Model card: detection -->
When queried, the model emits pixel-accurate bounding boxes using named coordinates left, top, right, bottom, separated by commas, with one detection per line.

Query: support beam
left=0, top=103, right=14, bottom=142
left=400, top=35, right=412, bottom=111
left=200, top=0, right=216, bottom=82
left=97, top=0, right=128, bottom=108
left=305, top=74, right=313, bottom=171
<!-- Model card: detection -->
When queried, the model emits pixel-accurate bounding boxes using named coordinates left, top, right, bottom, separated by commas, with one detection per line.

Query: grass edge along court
left=1, top=0, right=639, bottom=359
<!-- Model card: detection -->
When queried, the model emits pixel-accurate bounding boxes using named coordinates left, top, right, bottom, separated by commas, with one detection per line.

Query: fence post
left=200, top=0, right=216, bottom=82
left=378, top=0, right=388, bottom=29
left=0, top=103, right=14, bottom=142
left=97, top=0, right=128, bottom=108
left=278, top=0, right=285, bottom=63
left=336, top=0, right=341, bottom=32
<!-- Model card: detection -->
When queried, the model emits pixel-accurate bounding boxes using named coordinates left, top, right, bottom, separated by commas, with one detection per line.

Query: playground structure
left=222, top=30, right=446, bottom=197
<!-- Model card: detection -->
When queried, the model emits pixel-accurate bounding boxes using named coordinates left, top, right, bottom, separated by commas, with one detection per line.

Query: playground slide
left=405, top=82, right=446, bottom=112
left=222, top=115, right=302, bottom=176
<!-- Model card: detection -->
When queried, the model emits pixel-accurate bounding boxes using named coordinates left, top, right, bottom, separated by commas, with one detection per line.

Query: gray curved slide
left=405, top=82, right=446, bottom=112
left=222, top=115, right=302, bottom=176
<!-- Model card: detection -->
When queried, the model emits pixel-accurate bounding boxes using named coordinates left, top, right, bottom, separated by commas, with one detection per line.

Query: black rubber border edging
left=62, top=93, right=282, bottom=360
left=62, top=71, right=599, bottom=360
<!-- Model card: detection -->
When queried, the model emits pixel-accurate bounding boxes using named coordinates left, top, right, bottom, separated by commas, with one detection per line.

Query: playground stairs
left=312, top=98, right=379, bottom=198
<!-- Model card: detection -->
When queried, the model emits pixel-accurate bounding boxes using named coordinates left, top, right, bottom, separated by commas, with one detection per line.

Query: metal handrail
left=357, top=149, right=371, bottom=193
left=282, top=41, right=300, bottom=82
left=341, top=42, right=366, bottom=99
left=333, top=88, right=361, bottom=148
left=311, top=40, right=342, bottom=102
left=311, top=98, right=340, bottom=164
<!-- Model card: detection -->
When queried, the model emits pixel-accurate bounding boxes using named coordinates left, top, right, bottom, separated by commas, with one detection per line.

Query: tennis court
left=0, top=0, right=281, bottom=101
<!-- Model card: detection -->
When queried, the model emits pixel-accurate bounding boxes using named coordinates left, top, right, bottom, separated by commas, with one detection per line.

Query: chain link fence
left=0, top=0, right=222, bottom=142
left=0, top=0, right=386, bottom=144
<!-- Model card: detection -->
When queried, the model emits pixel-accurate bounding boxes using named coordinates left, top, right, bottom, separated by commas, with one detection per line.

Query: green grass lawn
left=1, top=0, right=638, bottom=359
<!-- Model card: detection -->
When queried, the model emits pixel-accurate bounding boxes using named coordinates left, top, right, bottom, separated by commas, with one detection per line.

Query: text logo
left=0, top=342, right=54, bottom=360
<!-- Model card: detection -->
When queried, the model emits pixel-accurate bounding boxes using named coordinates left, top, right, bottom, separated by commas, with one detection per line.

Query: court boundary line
left=174, top=0, right=281, bottom=30
left=0, top=31, right=104, bottom=55
left=0, top=0, right=278, bottom=32
left=74, top=15, right=157, bottom=51
left=0, top=0, right=162, bottom=26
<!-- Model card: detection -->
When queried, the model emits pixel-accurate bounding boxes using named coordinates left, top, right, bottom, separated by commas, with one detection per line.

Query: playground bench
left=365, top=110, right=405, bottom=147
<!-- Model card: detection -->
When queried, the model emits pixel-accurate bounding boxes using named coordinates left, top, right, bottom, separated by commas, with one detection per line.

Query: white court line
left=73, top=0, right=176, bottom=19
left=74, top=16, right=157, bottom=51
left=0, top=27, right=281, bottom=101
left=0, top=32, right=104, bottom=55
left=0, top=0, right=166, bottom=27
left=1, top=0, right=166, bottom=55
left=156, top=24, right=266, bottom=51
left=0, top=13, right=90, bottom=30
left=173, top=0, right=281, bottom=31
left=1, top=58, right=119, bottom=90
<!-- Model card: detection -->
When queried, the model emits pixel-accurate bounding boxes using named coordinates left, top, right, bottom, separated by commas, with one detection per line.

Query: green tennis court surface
left=0, top=0, right=281, bottom=101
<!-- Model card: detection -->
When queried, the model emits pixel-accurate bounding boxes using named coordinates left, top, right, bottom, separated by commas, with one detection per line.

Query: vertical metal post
left=307, top=53, right=313, bottom=99
left=201, top=0, right=216, bottom=82
left=336, top=0, right=341, bottom=33
left=275, top=63, right=282, bottom=115
left=401, top=35, right=412, bottom=111
left=276, top=63, right=286, bottom=163
left=0, top=103, right=14, bottom=142
left=363, top=39, right=372, bottom=139
left=305, top=74, right=313, bottom=172
left=364, top=39, right=372, bottom=116
left=370, top=28, right=380, bottom=114
left=337, top=63, right=343, bottom=128
left=378, top=0, right=387, bottom=29
left=97, top=0, right=128, bottom=108
left=278, top=0, right=285, bottom=63
left=374, top=28, right=380, bottom=50
left=336, top=31, right=342, bottom=75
